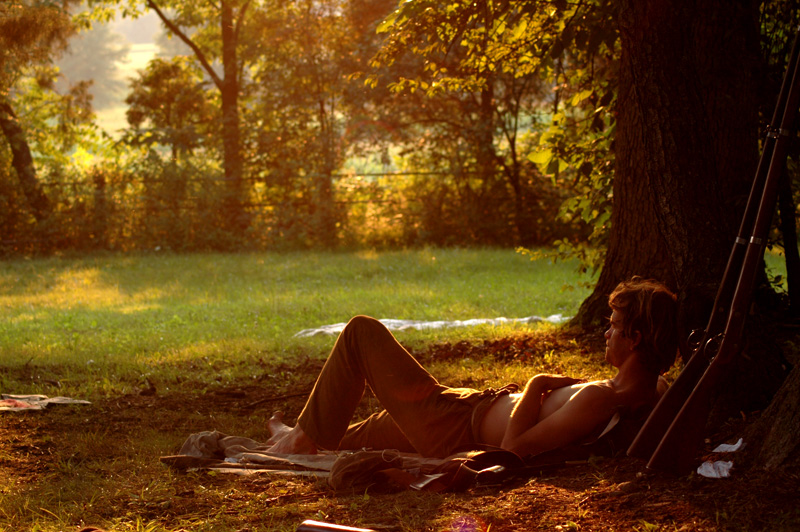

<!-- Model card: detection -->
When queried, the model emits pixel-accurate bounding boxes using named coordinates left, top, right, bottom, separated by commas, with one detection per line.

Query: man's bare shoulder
left=566, top=380, right=631, bottom=417
left=571, top=380, right=618, bottom=403
left=539, top=379, right=616, bottom=420
left=579, top=377, right=663, bottom=412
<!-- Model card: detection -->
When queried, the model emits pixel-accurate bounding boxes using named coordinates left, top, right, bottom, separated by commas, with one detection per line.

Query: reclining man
left=266, top=277, right=678, bottom=459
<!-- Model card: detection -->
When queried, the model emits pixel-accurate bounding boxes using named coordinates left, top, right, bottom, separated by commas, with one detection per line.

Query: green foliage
left=15, top=68, right=98, bottom=161
left=0, top=24, right=128, bottom=250
left=0, top=0, right=77, bottom=91
left=4, top=0, right=796, bottom=259
left=123, top=56, right=214, bottom=160
left=368, top=0, right=618, bottom=266
left=525, top=2, right=617, bottom=275
left=371, top=5, right=562, bottom=244
left=1, top=0, right=602, bottom=253
left=242, top=0, right=405, bottom=248
left=0, top=0, right=111, bottom=250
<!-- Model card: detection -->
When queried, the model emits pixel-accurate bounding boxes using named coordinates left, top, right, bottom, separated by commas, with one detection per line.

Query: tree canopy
left=2, top=0, right=798, bottom=295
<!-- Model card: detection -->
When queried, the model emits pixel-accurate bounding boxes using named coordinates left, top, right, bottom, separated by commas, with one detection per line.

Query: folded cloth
left=1, top=394, right=91, bottom=411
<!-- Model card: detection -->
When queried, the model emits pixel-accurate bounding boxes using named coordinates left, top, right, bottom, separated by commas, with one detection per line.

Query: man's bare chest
left=538, top=381, right=608, bottom=421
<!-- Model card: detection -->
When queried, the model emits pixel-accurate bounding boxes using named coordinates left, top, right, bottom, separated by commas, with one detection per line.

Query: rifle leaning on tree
left=626, top=26, right=800, bottom=475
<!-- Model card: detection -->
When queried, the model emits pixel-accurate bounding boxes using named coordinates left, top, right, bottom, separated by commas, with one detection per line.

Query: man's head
left=608, top=277, right=678, bottom=375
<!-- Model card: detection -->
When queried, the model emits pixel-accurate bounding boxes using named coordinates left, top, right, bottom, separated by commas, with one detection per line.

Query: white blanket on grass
left=0, top=394, right=91, bottom=411
left=294, top=315, right=569, bottom=338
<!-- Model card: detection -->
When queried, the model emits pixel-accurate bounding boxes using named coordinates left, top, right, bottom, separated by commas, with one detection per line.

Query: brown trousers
left=297, top=316, right=509, bottom=458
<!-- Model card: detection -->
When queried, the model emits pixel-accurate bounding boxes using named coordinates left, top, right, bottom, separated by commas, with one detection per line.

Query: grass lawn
left=0, top=248, right=593, bottom=398
left=0, top=249, right=796, bottom=532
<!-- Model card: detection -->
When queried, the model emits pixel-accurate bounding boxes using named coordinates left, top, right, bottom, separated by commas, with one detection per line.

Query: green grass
left=0, top=248, right=596, bottom=532
left=0, top=248, right=592, bottom=398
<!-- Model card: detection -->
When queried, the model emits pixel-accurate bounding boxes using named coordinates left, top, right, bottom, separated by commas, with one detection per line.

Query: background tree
left=0, top=0, right=78, bottom=223
left=124, top=56, right=213, bottom=162
left=247, top=0, right=398, bottom=248
left=121, top=56, right=216, bottom=247
left=250, top=0, right=351, bottom=247
left=105, top=0, right=255, bottom=236
left=368, top=0, right=574, bottom=246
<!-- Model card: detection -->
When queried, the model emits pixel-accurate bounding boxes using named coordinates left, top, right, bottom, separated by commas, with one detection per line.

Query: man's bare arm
left=500, top=376, right=548, bottom=452
left=501, top=379, right=616, bottom=457
left=501, top=374, right=581, bottom=453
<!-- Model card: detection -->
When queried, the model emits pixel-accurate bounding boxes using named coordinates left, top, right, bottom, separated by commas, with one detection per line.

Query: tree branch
left=0, top=98, right=50, bottom=222
left=145, top=0, right=224, bottom=91
left=234, top=0, right=252, bottom=43
left=234, top=0, right=251, bottom=84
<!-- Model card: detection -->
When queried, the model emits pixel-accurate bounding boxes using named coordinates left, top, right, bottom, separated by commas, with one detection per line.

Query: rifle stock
left=646, top=344, right=730, bottom=474
left=627, top=336, right=714, bottom=459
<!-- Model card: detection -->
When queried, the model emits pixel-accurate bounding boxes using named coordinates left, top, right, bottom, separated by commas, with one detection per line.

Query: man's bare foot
left=266, top=412, right=292, bottom=445
left=267, top=423, right=318, bottom=455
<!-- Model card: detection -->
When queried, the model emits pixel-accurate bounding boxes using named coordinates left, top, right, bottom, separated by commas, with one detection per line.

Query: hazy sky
left=97, top=11, right=162, bottom=133
left=110, top=10, right=162, bottom=44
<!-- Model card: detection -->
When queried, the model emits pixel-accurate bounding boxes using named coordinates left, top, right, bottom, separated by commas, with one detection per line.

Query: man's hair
left=608, top=277, right=678, bottom=375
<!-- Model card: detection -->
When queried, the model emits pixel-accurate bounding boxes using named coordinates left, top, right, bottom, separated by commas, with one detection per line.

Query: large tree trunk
left=745, top=362, right=800, bottom=469
left=574, top=0, right=759, bottom=337
left=315, top=97, right=338, bottom=249
left=574, top=0, right=793, bottom=464
left=0, top=98, right=50, bottom=222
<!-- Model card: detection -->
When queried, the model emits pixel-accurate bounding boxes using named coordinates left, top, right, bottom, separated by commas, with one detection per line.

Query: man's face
left=604, top=309, right=636, bottom=367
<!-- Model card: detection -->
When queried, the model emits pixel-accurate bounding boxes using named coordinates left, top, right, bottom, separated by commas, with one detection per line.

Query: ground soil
left=2, top=333, right=799, bottom=531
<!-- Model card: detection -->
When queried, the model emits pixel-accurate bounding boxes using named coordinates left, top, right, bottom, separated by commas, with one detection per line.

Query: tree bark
left=0, top=98, right=50, bottom=222
left=220, top=0, right=246, bottom=234
left=574, top=0, right=760, bottom=338
left=745, top=362, right=800, bottom=469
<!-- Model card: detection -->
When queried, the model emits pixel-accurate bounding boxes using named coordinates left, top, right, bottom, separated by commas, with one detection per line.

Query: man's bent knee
left=345, top=315, right=385, bottom=334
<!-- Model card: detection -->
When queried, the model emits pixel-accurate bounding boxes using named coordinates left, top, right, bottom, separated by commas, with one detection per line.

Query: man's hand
left=529, top=374, right=584, bottom=392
